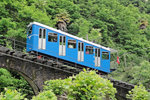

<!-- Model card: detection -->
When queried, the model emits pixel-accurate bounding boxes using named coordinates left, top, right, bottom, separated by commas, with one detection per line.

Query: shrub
left=44, top=69, right=117, bottom=100
left=66, top=70, right=117, bottom=100
left=32, top=90, right=57, bottom=100
left=0, top=88, right=25, bottom=100
left=127, top=85, right=150, bottom=100
left=44, top=79, right=65, bottom=95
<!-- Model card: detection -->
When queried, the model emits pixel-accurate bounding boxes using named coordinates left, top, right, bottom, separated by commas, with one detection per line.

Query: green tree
left=129, top=60, right=150, bottom=89
left=44, top=79, right=65, bottom=95
left=32, top=90, right=57, bottom=100
left=127, top=85, right=150, bottom=100
left=67, top=70, right=116, bottom=100
left=45, top=70, right=117, bottom=100
left=0, top=68, right=34, bottom=98
left=88, top=28, right=102, bottom=43
left=0, top=89, right=26, bottom=100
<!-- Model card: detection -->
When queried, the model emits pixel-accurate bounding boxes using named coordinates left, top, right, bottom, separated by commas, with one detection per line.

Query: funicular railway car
left=26, top=22, right=115, bottom=73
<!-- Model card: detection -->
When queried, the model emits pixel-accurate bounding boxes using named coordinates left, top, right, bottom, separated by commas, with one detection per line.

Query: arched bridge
left=0, top=45, right=134, bottom=99
left=0, top=46, right=79, bottom=95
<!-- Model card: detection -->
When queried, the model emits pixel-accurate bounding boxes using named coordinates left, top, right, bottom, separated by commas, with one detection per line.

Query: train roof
left=28, top=22, right=117, bottom=53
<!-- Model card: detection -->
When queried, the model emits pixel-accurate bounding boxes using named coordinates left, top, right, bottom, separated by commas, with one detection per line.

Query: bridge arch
left=0, top=50, right=72, bottom=95
left=0, top=67, right=39, bottom=95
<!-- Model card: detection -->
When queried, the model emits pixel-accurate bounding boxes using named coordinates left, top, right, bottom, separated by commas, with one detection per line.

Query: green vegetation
left=0, top=89, right=26, bottom=100
left=0, top=68, right=34, bottom=98
left=127, top=85, right=150, bottom=100
left=0, top=70, right=116, bottom=100
left=44, top=79, right=65, bottom=95
left=44, top=70, right=116, bottom=100
left=0, top=0, right=150, bottom=99
left=32, top=90, right=57, bottom=100
left=129, top=61, right=150, bottom=89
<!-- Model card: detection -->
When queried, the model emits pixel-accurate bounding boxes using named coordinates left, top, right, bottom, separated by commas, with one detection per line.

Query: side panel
left=81, top=51, right=84, bottom=61
left=66, top=37, right=78, bottom=63
left=95, top=48, right=100, bottom=67
left=38, top=29, right=46, bottom=50
left=59, top=45, right=62, bottom=55
left=95, top=58, right=97, bottom=66
left=63, top=36, right=66, bottom=56
left=78, top=52, right=80, bottom=61
left=26, top=25, right=35, bottom=52
left=78, top=42, right=84, bottom=62
left=59, top=36, right=66, bottom=56
left=84, top=43, right=94, bottom=67
left=38, top=38, right=42, bottom=49
left=27, top=24, right=110, bottom=73
left=30, top=24, right=59, bottom=56
left=98, top=57, right=100, bottom=66
left=101, top=49, right=110, bottom=73
left=38, top=29, right=42, bottom=49
left=43, top=29, right=46, bottom=49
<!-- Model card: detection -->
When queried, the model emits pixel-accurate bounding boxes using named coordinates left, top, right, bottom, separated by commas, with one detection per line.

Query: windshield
left=27, top=26, right=32, bottom=36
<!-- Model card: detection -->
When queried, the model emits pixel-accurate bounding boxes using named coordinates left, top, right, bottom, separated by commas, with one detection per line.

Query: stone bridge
left=0, top=46, right=134, bottom=99
left=0, top=46, right=76, bottom=95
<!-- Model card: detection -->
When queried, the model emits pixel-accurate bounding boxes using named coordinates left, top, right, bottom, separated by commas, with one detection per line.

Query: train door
left=78, top=42, right=84, bottom=61
left=38, top=29, right=46, bottom=49
left=59, top=36, right=66, bottom=56
left=95, top=48, right=100, bottom=67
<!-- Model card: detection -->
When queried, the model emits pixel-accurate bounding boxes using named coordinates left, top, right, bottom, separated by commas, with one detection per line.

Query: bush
left=32, top=90, right=57, bottom=100
left=127, top=85, right=150, bottom=100
left=44, top=69, right=117, bottom=100
left=44, top=79, right=65, bottom=95
left=129, top=61, right=150, bottom=89
left=66, top=70, right=117, bottom=100
left=0, top=88, right=25, bottom=100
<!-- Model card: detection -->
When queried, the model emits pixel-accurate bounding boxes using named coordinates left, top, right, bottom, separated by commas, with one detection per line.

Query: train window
left=68, top=40, right=76, bottom=48
left=86, top=46, right=93, bottom=54
left=78, top=42, right=84, bottom=51
left=102, top=52, right=109, bottom=59
left=78, top=43, right=80, bottom=51
left=63, top=36, right=66, bottom=45
left=98, top=49, right=100, bottom=57
left=28, top=26, right=32, bottom=36
left=59, top=36, right=66, bottom=45
left=60, top=36, right=62, bottom=44
left=48, top=33, right=57, bottom=42
left=95, top=48, right=100, bottom=57
left=82, top=43, right=84, bottom=51
left=39, top=29, right=42, bottom=38
left=95, top=49, right=97, bottom=56
left=43, top=29, right=46, bottom=39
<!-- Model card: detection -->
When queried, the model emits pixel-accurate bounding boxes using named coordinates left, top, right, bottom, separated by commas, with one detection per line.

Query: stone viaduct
left=0, top=46, right=134, bottom=99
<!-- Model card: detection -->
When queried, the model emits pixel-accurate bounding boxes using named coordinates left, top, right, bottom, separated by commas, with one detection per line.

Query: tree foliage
left=32, top=90, right=57, bottom=100
left=44, top=70, right=117, bottom=100
left=44, top=79, right=65, bottom=95
left=0, top=68, right=34, bottom=98
left=127, top=85, right=150, bottom=100
left=0, top=89, right=26, bottom=100
left=129, top=60, right=150, bottom=89
left=0, top=0, right=150, bottom=99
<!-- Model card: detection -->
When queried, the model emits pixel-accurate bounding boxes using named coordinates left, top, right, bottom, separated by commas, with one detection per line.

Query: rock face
left=56, top=20, right=68, bottom=32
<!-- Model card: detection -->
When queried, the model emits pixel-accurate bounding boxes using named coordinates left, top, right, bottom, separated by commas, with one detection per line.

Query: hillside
left=0, top=0, right=150, bottom=96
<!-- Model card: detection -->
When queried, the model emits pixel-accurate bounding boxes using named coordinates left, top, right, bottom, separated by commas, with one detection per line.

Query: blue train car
left=26, top=22, right=115, bottom=73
